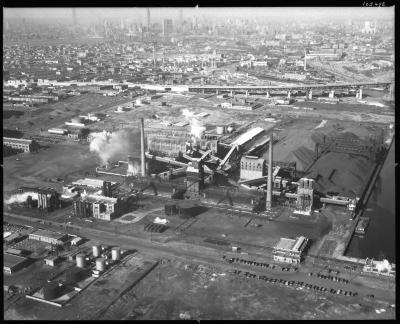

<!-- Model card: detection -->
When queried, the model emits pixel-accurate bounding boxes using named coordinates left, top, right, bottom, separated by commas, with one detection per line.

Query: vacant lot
left=100, top=259, right=395, bottom=320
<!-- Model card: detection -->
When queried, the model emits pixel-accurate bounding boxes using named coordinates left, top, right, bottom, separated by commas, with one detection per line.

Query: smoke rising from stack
left=127, top=155, right=141, bottom=176
left=89, top=129, right=141, bottom=166
left=182, top=109, right=206, bottom=140
left=5, top=192, right=38, bottom=205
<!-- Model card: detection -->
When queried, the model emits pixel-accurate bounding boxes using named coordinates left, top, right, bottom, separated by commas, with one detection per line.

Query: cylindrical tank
left=95, top=258, right=106, bottom=271
left=178, top=201, right=196, bottom=219
left=92, top=245, right=101, bottom=258
left=65, top=268, right=83, bottom=285
left=43, top=281, right=60, bottom=300
left=216, top=126, right=225, bottom=135
left=111, top=247, right=121, bottom=261
left=165, top=203, right=177, bottom=216
left=76, top=253, right=85, bottom=268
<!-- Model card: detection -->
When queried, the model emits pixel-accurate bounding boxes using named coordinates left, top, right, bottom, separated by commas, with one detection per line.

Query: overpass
left=187, top=81, right=391, bottom=92
left=186, top=81, right=392, bottom=100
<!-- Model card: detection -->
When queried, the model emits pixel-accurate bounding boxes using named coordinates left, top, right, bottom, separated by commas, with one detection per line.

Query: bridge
left=187, top=81, right=391, bottom=92
left=185, top=81, right=393, bottom=100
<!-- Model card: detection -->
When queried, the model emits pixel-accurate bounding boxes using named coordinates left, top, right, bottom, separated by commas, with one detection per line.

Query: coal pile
left=144, top=223, right=168, bottom=233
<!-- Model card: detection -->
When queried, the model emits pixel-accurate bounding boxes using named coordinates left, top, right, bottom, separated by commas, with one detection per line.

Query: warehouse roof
left=4, top=252, right=27, bottom=268
left=274, top=238, right=296, bottom=251
left=29, top=229, right=67, bottom=240
left=274, top=236, right=308, bottom=253
left=232, top=127, right=264, bottom=146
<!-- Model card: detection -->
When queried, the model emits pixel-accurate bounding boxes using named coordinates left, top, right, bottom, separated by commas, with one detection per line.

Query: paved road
left=4, top=212, right=395, bottom=305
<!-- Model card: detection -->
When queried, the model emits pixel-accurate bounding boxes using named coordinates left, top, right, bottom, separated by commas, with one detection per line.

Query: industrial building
left=4, top=252, right=29, bottom=274
left=240, top=156, right=265, bottom=180
left=72, top=194, right=128, bottom=221
left=16, top=187, right=61, bottom=211
left=3, top=137, right=39, bottom=153
left=29, top=229, right=68, bottom=245
left=273, top=236, right=309, bottom=264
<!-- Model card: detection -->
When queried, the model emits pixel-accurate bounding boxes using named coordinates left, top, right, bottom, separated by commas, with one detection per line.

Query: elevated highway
left=187, top=81, right=392, bottom=92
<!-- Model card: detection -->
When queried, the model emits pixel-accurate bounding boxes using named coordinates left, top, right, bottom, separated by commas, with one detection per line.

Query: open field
left=3, top=93, right=133, bottom=134
left=99, top=258, right=395, bottom=320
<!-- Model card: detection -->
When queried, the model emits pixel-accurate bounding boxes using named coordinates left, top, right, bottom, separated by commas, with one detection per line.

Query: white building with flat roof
left=273, top=236, right=309, bottom=264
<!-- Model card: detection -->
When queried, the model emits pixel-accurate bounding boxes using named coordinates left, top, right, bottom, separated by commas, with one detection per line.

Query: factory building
left=273, top=236, right=309, bottom=264
left=73, top=194, right=127, bottom=221
left=295, top=178, right=315, bottom=215
left=36, top=188, right=61, bottom=211
left=148, top=137, right=187, bottom=158
left=17, top=187, right=61, bottom=211
left=4, top=253, right=29, bottom=275
left=29, top=229, right=68, bottom=245
left=240, top=156, right=265, bottom=180
left=185, top=158, right=205, bottom=199
left=3, top=137, right=39, bottom=153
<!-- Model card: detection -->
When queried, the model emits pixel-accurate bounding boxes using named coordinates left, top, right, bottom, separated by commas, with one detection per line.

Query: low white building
left=273, top=236, right=309, bottom=264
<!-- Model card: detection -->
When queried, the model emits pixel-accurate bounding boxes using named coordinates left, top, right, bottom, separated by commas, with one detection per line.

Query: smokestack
left=266, top=131, right=273, bottom=209
left=140, top=118, right=146, bottom=177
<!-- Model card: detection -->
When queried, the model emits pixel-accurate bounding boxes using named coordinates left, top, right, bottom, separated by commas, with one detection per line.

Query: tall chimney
left=266, top=131, right=273, bottom=209
left=140, top=118, right=146, bottom=177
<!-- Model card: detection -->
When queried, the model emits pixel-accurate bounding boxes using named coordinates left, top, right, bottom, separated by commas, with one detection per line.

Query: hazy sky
left=4, top=7, right=394, bottom=24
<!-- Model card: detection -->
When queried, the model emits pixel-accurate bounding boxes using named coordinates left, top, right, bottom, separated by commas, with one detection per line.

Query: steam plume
left=182, top=109, right=206, bottom=140
left=5, top=192, right=38, bottom=205
left=127, top=160, right=140, bottom=176
left=89, top=129, right=140, bottom=165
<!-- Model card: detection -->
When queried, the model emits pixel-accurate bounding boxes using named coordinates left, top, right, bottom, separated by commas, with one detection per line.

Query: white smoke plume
left=376, top=259, right=391, bottom=272
left=5, top=192, right=38, bottom=205
left=89, top=129, right=141, bottom=166
left=127, top=160, right=140, bottom=176
left=182, top=109, right=206, bottom=140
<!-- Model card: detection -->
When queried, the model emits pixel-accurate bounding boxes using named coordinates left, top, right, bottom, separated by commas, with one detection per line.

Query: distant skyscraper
left=147, top=8, right=151, bottom=32
left=179, top=8, right=183, bottom=31
left=163, top=19, right=173, bottom=36
left=72, top=8, right=77, bottom=26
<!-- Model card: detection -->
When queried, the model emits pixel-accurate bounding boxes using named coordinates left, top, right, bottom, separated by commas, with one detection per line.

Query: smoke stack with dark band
left=140, top=118, right=146, bottom=177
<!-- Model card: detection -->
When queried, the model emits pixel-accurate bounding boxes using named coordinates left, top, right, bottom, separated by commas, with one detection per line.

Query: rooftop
left=232, top=127, right=264, bottom=146
left=29, top=229, right=67, bottom=240
left=4, top=252, right=27, bottom=268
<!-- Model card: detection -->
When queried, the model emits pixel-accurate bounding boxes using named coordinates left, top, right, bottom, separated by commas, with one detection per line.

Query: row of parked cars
left=223, top=256, right=297, bottom=272
left=309, top=272, right=350, bottom=284
left=230, top=269, right=359, bottom=297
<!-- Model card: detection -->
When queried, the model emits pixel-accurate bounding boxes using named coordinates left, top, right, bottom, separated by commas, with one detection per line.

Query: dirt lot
left=3, top=93, right=130, bottom=134
left=3, top=141, right=99, bottom=195
left=99, top=258, right=395, bottom=320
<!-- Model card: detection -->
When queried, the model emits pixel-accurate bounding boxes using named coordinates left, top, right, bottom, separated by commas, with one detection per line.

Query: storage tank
left=216, top=125, right=225, bottom=135
left=76, top=253, right=85, bottom=268
left=111, top=247, right=121, bottom=261
left=43, top=281, right=60, bottom=300
left=135, top=98, right=142, bottom=106
left=95, top=258, right=106, bottom=271
left=178, top=201, right=196, bottom=219
left=92, top=245, right=101, bottom=257
left=165, top=203, right=177, bottom=216
left=65, top=268, right=83, bottom=285
left=71, top=117, right=83, bottom=124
